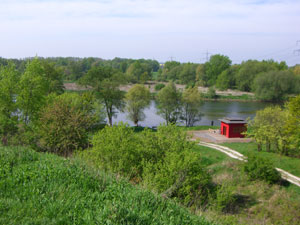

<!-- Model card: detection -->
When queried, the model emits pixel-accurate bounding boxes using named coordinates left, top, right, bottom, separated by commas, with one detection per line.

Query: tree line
left=1, top=55, right=300, bottom=101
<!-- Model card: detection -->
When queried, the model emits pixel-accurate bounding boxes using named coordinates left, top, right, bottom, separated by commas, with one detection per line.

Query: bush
left=243, top=154, right=281, bottom=184
left=213, top=184, right=236, bottom=213
left=37, top=92, right=104, bottom=156
left=207, top=87, right=217, bottom=99
left=81, top=123, right=213, bottom=207
left=154, top=83, right=165, bottom=91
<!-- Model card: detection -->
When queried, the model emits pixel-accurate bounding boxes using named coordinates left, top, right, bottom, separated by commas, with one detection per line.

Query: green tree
left=215, top=65, right=239, bottom=90
left=205, top=54, right=231, bottom=86
left=178, top=63, right=197, bottom=85
left=79, top=66, right=125, bottom=126
left=247, top=106, right=288, bottom=153
left=181, top=87, right=203, bottom=127
left=253, top=70, right=296, bottom=101
left=156, top=82, right=181, bottom=125
left=125, top=84, right=151, bottom=126
left=17, top=58, right=49, bottom=124
left=42, top=61, right=64, bottom=95
left=38, top=92, right=103, bottom=156
left=285, top=95, right=300, bottom=156
left=0, top=63, right=20, bottom=145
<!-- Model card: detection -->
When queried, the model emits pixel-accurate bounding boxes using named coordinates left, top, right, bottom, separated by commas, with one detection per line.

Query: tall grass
left=0, top=146, right=212, bottom=225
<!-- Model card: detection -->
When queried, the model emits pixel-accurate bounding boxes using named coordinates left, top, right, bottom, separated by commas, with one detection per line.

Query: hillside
left=0, top=146, right=212, bottom=225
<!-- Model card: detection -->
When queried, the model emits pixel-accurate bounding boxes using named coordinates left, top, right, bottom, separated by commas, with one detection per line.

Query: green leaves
left=125, top=84, right=151, bottom=126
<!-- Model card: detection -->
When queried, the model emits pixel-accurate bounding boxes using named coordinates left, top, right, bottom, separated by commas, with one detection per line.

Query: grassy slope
left=192, top=145, right=300, bottom=225
left=221, top=142, right=300, bottom=177
left=0, top=146, right=212, bottom=225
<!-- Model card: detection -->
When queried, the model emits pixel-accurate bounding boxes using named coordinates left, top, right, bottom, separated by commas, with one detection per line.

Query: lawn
left=221, top=142, right=300, bottom=177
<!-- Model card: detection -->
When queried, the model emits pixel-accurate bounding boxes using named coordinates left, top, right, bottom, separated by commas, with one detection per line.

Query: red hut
left=219, top=118, right=247, bottom=138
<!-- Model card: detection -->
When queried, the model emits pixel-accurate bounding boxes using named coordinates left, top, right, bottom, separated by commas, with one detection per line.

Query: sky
left=0, top=0, right=300, bottom=65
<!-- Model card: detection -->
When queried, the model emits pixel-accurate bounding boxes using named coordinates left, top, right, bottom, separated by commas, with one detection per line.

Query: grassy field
left=192, top=144, right=300, bottom=225
left=221, top=142, right=300, bottom=177
left=0, top=146, right=212, bottom=225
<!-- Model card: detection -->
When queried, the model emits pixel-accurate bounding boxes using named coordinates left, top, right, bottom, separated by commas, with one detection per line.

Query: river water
left=111, top=100, right=272, bottom=127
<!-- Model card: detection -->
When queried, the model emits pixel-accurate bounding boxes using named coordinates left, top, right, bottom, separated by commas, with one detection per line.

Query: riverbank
left=64, top=82, right=257, bottom=101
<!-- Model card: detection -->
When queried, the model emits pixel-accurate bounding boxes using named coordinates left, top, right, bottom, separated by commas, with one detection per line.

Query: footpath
left=198, top=141, right=300, bottom=188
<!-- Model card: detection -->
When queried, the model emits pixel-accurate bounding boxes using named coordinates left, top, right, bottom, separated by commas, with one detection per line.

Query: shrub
left=243, top=154, right=281, bottom=184
left=37, top=92, right=104, bottom=156
left=213, top=184, right=236, bottom=213
left=154, top=83, right=165, bottom=91
left=81, top=123, right=213, bottom=207
left=207, top=87, right=217, bottom=99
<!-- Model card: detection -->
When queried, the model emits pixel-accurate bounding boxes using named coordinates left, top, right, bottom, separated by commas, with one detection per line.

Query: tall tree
left=181, top=87, right=203, bottom=127
left=17, top=58, right=49, bottom=124
left=156, top=82, right=181, bottom=125
left=79, top=66, right=125, bottom=126
left=247, top=106, right=288, bottom=153
left=0, top=63, right=20, bottom=144
left=125, top=84, right=151, bottom=126
left=205, top=54, right=231, bottom=86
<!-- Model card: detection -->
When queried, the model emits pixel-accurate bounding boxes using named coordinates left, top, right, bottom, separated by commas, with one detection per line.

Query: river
left=111, top=100, right=272, bottom=127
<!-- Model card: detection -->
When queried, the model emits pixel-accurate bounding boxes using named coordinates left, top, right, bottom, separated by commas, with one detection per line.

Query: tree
left=285, top=95, right=300, bottom=156
left=178, top=63, right=197, bottom=85
left=253, top=70, right=296, bottom=101
left=216, top=65, right=239, bottom=90
left=42, top=61, right=64, bottom=95
left=79, top=66, right=125, bottom=126
left=0, top=63, right=20, bottom=145
left=205, top=54, right=231, bottom=86
left=181, top=87, right=203, bottom=127
left=17, top=58, right=49, bottom=124
left=156, top=82, right=181, bottom=125
left=235, top=60, right=279, bottom=92
left=38, top=92, right=103, bottom=156
left=125, top=84, right=151, bottom=126
left=247, top=106, right=288, bottom=153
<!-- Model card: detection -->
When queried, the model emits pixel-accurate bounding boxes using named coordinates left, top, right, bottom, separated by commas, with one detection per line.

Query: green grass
left=179, top=125, right=219, bottom=131
left=221, top=142, right=300, bottom=177
left=0, top=146, right=212, bottom=225
left=191, top=143, right=300, bottom=225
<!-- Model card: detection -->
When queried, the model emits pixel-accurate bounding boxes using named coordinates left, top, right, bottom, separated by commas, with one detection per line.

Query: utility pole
left=169, top=56, right=176, bottom=61
left=203, top=50, right=211, bottom=62
left=294, top=40, right=300, bottom=56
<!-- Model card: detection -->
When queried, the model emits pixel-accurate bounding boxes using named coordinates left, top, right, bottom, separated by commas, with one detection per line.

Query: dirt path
left=198, top=141, right=300, bottom=187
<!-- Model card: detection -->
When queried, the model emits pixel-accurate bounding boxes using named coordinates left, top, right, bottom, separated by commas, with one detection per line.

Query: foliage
left=79, top=66, right=125, bottom=126
left=206, top=87, right=217, bottom=99
left=246, top=106, right=289, bottom=154
left=205, top=54, right=231, bottom=86
left=181, top=87, right=203, bottom=127
left=215, top=65, right=239, bottom=90
left=125, top=84, right=151, bottom=126
left=81, top=124, right=213, bottom=207
left=17, top=58, right=49, bottom=124
left=235, top=60, right=281, bottom=92
left=213, top=184, right=237, bottom=213
left=243, top=154, right=281, bottom=184
left=0, top=146, right=211, bottom=225
left=154, top=83, right=165, bottom=91
left=156, top=82, right=182, bottom=124
left=253, top=70, right=296, bottom=101
left=178, top=63, right=197, bottom=85
left=285, top=95, right=300, bottom=157
left=37, top=92, right=103, bottom=156
left=0, top=63, right=20, bottom=145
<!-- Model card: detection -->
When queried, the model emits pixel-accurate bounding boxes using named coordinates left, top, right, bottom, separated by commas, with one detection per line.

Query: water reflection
left=111, top=100, right=271, bottom=127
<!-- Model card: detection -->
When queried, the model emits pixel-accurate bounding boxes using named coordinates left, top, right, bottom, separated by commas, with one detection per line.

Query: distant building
left=219, top=118, right=247, bottom=138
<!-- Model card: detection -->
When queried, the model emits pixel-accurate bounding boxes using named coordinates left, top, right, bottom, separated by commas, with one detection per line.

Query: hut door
left=223, top=126, right=227, bottom=136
